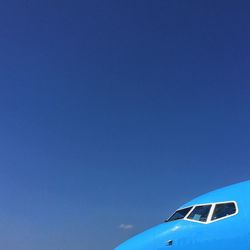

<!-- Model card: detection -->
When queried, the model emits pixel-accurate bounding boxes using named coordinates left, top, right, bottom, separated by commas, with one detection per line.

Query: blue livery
left=115, top=181, right=250, bottom=250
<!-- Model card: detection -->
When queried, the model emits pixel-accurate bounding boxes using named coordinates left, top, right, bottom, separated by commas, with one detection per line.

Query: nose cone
left=115, top=223, right=176, bottom=250
left=115, top=227, right=156, bottom=250
left=115, top=236, right=152, bottom=250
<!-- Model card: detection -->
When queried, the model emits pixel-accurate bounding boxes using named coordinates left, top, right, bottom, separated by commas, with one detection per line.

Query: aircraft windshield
left=166, top=207, right=193, bottom=222
left=187, top=205, right=212, bottom=222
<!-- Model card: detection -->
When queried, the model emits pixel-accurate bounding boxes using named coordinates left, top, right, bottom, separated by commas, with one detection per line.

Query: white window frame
left=183, top=201, right=239, bottom=224
left=208, top=201, right=239, bottom=223
left=184, top=203, right=213, bottom=224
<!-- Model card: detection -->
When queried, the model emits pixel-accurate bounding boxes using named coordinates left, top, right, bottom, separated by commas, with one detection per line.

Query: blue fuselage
left=115, top=181, right=250, bottom=250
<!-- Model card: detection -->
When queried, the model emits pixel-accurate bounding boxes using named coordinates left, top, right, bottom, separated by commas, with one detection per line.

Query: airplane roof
left=180, top=180, right=250, bottom=209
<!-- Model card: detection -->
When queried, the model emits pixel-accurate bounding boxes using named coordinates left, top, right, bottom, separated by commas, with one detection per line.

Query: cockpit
left=166, top=201, right=238, bottom=224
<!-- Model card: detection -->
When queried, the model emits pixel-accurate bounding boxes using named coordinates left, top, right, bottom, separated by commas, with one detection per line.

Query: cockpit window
left=165, top=201, right=238, bottom=224
left=166, top=207, right=193, bottom=222
left=187, top=205, right=212, bottom=222
left=211, top=202, right=237, bottom=221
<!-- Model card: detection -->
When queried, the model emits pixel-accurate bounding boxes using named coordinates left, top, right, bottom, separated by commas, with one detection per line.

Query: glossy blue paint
left=115, top=181, right=250, bottom=250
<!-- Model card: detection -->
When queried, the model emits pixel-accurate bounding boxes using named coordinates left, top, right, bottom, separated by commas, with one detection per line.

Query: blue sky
left=0, top=1, right=250, bottom=249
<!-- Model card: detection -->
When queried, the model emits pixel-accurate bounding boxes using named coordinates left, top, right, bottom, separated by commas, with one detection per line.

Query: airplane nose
left=115, top=234, right=155, bottom=250
left=115, top=223, right=174, bottom=250
left=114, top=222, right=185, bottom=250
left=115, top=226, right=158, bottom=250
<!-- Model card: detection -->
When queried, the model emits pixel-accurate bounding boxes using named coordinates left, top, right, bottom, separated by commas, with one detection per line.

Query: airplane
left=115, top=180, right=250, bottom=250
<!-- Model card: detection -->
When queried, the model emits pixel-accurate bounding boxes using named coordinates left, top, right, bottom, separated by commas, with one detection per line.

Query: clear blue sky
left=0, top=1, right=249, bottom=249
